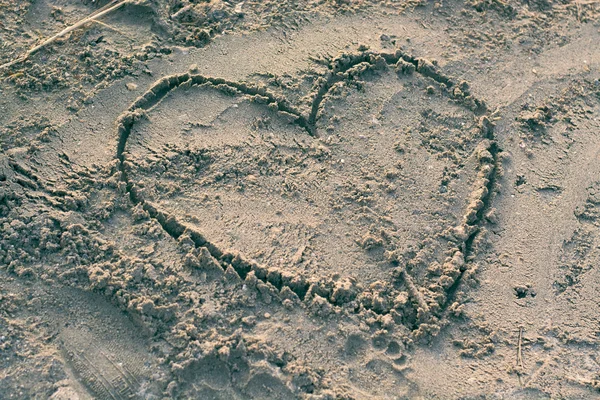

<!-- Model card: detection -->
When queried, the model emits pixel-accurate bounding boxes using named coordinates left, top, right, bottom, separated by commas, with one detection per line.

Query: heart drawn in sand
left=116, top=50, right=497, bottom=334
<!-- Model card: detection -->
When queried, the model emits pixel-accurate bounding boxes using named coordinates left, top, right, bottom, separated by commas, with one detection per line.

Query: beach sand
left=1, top=1, right=600, bottom=398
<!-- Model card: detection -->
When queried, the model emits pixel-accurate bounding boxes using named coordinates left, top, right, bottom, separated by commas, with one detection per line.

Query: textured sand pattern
left=1, top=1, right=600, bottom=399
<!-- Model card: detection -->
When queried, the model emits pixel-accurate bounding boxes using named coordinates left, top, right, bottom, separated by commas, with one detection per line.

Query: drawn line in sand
left=114, top=49, right=501, bottom=336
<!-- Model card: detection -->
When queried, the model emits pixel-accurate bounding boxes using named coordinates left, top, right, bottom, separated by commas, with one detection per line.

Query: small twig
left=517, top=326, right=524, bottom=368
left=92, top=20, right=127, bottom=36
left=516, top=326, right=524, bottom=386
left=0, top=0, right=130, bottom=71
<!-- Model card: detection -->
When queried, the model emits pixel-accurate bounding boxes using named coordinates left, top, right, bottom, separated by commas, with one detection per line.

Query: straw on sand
left=0, top=0, right=130, bottom=71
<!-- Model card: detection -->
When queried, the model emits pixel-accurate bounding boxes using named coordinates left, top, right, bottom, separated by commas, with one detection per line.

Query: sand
left=1, top=0, right=600, bottom=399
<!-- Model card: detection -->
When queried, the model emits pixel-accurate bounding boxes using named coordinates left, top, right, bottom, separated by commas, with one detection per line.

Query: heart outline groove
left=115, top=48, right=499, bottom=339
